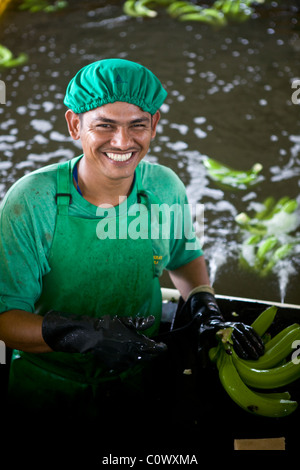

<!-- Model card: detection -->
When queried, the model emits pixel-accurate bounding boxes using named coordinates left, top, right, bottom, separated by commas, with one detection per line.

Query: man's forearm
left=168, top=255, right=211, bottom=300
left=0, top=309, right=52, bottom=353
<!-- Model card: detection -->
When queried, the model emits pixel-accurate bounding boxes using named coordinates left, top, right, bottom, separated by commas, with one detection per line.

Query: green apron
left=8, top=158, right=163, bottom=414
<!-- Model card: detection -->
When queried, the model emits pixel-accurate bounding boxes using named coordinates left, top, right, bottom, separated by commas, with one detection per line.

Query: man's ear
left=65, top=109, right=81, bottom=140
left=151, top=110, right=161, bottom=140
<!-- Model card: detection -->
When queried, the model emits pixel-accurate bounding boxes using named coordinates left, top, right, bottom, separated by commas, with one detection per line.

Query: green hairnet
left=64, top=58, right=167, bottom=115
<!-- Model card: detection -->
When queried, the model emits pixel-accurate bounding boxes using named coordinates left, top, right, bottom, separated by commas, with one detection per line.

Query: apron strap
left=55, top=160, right=72, bottom=215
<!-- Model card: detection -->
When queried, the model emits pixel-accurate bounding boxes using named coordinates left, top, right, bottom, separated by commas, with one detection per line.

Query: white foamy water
left=276, top=260, right=298, bottom=304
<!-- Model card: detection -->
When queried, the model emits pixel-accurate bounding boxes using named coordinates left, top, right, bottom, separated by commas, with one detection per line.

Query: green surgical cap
left=64, top=58, right=167, bottom=115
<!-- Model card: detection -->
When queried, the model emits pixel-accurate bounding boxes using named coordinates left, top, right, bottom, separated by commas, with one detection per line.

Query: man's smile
left=105, top=152, right=133, bottom=162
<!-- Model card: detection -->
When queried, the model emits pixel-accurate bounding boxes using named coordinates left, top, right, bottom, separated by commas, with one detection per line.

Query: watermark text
left=291, top=79, right=300, bottom=104
left=0, top=80, right=6, bottom=105
left=292, top=339, right=300, bottom=364
left=95, top=198, right=205, bottom=250
left=0, top=340, right=6, bottom=364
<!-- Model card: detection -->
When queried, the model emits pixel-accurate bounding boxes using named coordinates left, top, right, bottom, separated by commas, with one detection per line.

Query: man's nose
left=110, top=126, right=133, bottom=148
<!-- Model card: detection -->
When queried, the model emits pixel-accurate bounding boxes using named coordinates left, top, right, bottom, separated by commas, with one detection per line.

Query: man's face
left=66, top=101, right=160, bottom=183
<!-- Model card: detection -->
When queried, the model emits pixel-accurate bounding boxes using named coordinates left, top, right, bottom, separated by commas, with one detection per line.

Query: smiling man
left=0, top=59, right=263, bottom=426
left=65, top=101, right=160, bottom=207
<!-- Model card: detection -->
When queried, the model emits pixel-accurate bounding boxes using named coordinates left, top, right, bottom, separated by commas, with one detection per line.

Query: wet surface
left=0, top=0, right=299, bottom=304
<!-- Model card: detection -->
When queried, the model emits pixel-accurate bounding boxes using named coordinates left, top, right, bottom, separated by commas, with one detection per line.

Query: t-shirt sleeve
left=0, top=175, right=53, bottom=314
left=165, top=189, right=203, bottom=271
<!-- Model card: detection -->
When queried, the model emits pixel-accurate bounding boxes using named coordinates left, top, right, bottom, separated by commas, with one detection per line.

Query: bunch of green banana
left=19, top=0, right=68, bottom=12
left=167, top=1, right=226, bottom=26
left=123, top=0, right=260, bottom=26
left=239, top=234, right=296, bottom=276
left=255, top=196, right=298, bottom=220
left=209, top=306, right=299, bottom=417
left=123, top=0, right=172, bottom=18
left=236, top=196, right=298, bottom=276
left=233, top=323, right=300, bottom=389
left=202, top=156, right=263, bottom=189
left=0, top=45, right=28, bottom=68
left=213, top=0, right=254, bottom=22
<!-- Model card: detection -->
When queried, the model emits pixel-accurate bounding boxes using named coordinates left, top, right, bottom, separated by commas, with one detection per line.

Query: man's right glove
left=174, top=286, right=264, bottom=360
left=42, top=311, right=167, bottom=372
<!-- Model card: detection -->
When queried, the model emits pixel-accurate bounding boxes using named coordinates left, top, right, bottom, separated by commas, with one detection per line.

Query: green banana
left=217, top=347, right=298, bottom=417
left=134, top=0, right=158, bottom=17
left=261, top=243, right=295, bottom=276
left=170, top=4, right=202, bottom=18
left=250, top=305, right=277, bottom=336
left=214, top=0, right=253, bottom=22
left=179, top=9, right=226, bottom=26
left=282, top=198, right=298, bottom=214
left=255, top=236, right=278, bottom=264
left=255, top=390, right=292, bottom=401
left=19, top=0, right=47, bottom=11
left=255, top=196, right=297, bottom=221
left=122, top=0, right=257, bottom=25
left=0, top=46, right=28, bottom=68
left=229, top=0, right=243, bottom=17
left=44, top=0, right=68, bottom=12
left=264, top=323, right=300, bottom=352
left=255, top=197, right=276, bottom=220
left=210, top=307, right=300, bottom=417
left=0, top=45, right=13, bottom=65
left=152, top=0, right=173, bottom=4
left=212, top=306, right=276, bottom=357
left=123, top=0, right=140, bottom=16
left=244, top=234, right=262, bottom=246
left=201, top=8, right=226, bottom=20
left=178, top=12, right=217, bottom=23
left=2, top=53, right=28, bottom=68
left=235, top=212, right=267, bottom=235
left=19, top=0, right=67, bottom=12
left=240, top=325, right=300, bottom=370
left=202, top=157, right=263, bottom=188
left=237, top=193, right=298, bottom=277
left=214, top=0, right=232, bottom=15
left=167, top=1, right=189, bottom=15
left=232, top=350, right=300, bottom=390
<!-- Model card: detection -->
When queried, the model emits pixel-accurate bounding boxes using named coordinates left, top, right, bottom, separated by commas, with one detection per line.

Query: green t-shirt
left=0, top=156, right=203, bottom=314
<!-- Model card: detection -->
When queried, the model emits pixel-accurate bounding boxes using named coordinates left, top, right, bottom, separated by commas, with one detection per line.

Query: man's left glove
left=176, top=287, right=264, bottom=360
left=42, top=311, right=167, bottom=372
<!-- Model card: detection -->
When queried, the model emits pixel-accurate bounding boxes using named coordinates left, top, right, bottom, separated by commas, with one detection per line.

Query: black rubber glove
left=42, top=311, right=167, bottom=372
left=177, top=291, right=264, bottom=360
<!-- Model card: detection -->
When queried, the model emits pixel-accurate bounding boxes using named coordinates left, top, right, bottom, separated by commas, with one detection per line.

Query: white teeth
left=106, top=152, right=132, bottom=162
